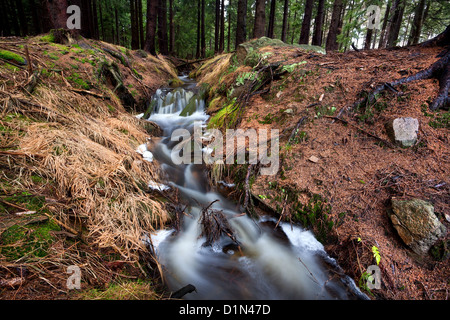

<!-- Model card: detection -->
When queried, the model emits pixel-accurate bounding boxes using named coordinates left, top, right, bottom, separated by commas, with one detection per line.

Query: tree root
left=349, top=50, right=449, bottom=115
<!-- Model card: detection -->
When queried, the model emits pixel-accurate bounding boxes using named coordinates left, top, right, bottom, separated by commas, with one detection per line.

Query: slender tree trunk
left=138, top=0, right=145, bottom=49
left=326, top=0, right=343, bottom=52
left=387, top=0, right=406, bottom=47
left=236, top=0, right=248, bottom=47
left=115, top=7, right=120, bottom=45
left=253, top=0, right=266, bottom=39
left=99, top=0, right=105, bottom=41
left=281, top=0, right=289, bottom=42
left=197, top=0, right=201, bottom=58
left=215, top=0, right=221, bottom=53
left=144, top=0, right=158, bottom=55
left=130, top=0, right=139, bottom=49
left=169, top=0, right=175, bottom=54
left=219, top=0, right=225, bottom=52
left=158, top=0, right=169, bottom=55
left=408, top=0, right=426, bottom=45
left=312, top=0, right=325, bottom=46
left=227, top=0, right=232, bottom=51
left=299, top=0, right=314, bottom=44
left=15, top=0, right=28, bottom=36
left=92, top=0, right=99, bottom=40
left=267, top=0, right=277, bottom=39
left=201, top=0, right=206, bottom=57
left=378, top=0, right=391, bottom=48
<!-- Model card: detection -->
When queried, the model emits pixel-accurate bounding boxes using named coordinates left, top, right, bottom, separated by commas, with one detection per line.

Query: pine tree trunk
left=197, top=0, right=201, bottom=58
left=267, top=0, right=277, bottom=39
left=236, top=0, right=248, bottom=47
left=386, top=0, right=406, bottom=48
left=253, top=0, right=266, bottom=39
left=378, top=0, right=391, bottom=48
left=130, top=0, right=139, bottom=49
left=299, top=0, right=314, bottom=44
left=281, top=0, right=289, bottom=42
left=227, top=0, right=232, bottom=51
left=138, top=0, right=145, bottom=49
left=201, top=0, right=206, bottom=57
left=215, top=0, right=221, bottom=53
left=15, top=0, right=28, bottom=36
left=326, top=0, right=343, bottom=52
left=219, top=0, right=225, bottom=52
left=169, top=0, right=175, bottom=54
left=115, top=8, right=120, bottom=45
left=144, top=0, right=158, bottom=55
left=408, top=0, right=426, bottom=45
left=312, top=0, right=325, bottom=46
left=158, top=0, right=169, bottom=55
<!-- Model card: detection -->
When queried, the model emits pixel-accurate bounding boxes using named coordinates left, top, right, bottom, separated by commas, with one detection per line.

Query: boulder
left=389, top=198, right=447, bottom=255
left=385, top=117, right=419, bottom=147
left=235, top=37, right=326, bottom=65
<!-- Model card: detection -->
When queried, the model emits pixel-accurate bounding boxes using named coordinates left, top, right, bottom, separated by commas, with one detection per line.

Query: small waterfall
left=143, top=76, right=368, bottom=300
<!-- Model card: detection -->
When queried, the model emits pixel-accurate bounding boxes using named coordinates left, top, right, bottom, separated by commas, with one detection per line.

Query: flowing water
left=142, top=75, right=368, bottom=300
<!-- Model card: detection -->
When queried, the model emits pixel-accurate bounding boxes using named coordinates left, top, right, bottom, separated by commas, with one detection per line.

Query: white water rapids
left=142, top=75, right=368, bottom=300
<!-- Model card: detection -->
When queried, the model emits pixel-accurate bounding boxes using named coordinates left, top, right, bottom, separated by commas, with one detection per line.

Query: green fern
left=372, top=246, right=381, bottom=265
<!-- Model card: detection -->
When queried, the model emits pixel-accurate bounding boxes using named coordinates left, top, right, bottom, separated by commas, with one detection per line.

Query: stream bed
left=141, top=75, right=368, bottom=300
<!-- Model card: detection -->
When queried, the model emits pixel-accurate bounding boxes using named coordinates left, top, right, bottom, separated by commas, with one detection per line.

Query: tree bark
left=138, top=0, right=145, bottom=49
left=15, top=0, right=28, bottom=36
left=312, top=0, right=325, bottom=46
left=299, top=0, right=314, bottom=44
left=326, top=0, right=343, bottom=52
left=253, top=0, right=266, bottom=39
left=130, top=0, right=139, bottom=49
left=115, top=7, right=120, bottom=45
left=386, top=0, right=406, bottom=48
left=227, top=0, right=232, bottom=52
left=267, top=0, right=277, bottom=39
left=169, top=0, right=175, bottom=54
left=408, top=0, right=426, bottom=45
left=219, top=0, right=225, bottom=52
left=236, top=0, right=248, bottom=47
left=201, top=0, right=206, bottom=57
left=158, top=0, right=169, bottom=55
left=196, top=0, right=201, bottom=58
left=144, top=0, right=158, bottom=55
left=378, top=0, right=391, bottom=48
left=215, top=0, right=221, bottom=53
left=281, top=0, right=289, bottom=42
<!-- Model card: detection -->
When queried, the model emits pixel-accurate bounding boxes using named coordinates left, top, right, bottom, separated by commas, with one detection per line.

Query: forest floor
left=196, top=42, right=449, bottom=300
left=0, top=32, right=448, bottom=300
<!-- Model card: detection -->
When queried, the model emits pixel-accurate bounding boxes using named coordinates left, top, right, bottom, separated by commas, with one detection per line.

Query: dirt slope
left=197, top=42, right=449, bottom=300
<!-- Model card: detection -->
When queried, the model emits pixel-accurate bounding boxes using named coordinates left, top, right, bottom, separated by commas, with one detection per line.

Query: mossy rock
left=235, top=37, right=326, bottom=65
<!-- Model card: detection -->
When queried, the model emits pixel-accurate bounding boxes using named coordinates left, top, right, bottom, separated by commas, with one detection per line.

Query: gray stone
left=389, top=198, right=447, bottom=255
left=386, top=118, right=419, bottom=147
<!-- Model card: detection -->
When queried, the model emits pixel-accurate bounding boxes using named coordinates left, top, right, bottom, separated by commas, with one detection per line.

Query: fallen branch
left=324, top=115, right=394, bottom=148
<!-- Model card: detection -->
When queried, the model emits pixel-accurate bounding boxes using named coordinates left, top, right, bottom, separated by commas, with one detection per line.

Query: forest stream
left=143, top=75, right=369, bottom=300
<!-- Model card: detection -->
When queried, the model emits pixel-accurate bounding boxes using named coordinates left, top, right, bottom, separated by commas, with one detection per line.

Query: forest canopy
left=0, top=0, right=449, bottom=58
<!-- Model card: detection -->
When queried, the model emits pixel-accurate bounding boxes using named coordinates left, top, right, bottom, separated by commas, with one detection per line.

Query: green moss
left=292, top=194, right=334, bottom=243
left=68, top=72, right=91, bottom=90
left=0, top=50, right=26, bottom=65
left=208, top=98, right=240, bottom=129
left=40, top=34, right=55, bottom=43
left=0, top=220, right=60, bottom=260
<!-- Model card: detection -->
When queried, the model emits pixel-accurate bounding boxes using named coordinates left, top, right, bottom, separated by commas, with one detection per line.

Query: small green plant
left=236, top=72, right=256, bottom=86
